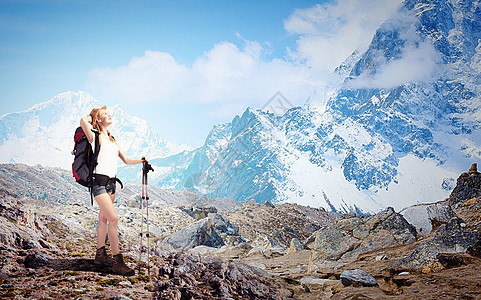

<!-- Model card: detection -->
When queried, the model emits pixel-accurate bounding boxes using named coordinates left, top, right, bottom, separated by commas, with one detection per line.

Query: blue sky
left=0, top=0, right=402, bottom=146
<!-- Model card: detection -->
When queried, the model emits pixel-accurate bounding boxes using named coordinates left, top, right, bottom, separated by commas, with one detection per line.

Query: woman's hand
left=81, top=115, right=92, bottom=124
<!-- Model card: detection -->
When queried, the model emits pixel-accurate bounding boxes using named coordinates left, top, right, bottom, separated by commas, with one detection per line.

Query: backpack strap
left=94, top=174, right=124, bottom=190
left=92, top=129, right=100, bottom=166
left=89, top=130, right=100, bottom=205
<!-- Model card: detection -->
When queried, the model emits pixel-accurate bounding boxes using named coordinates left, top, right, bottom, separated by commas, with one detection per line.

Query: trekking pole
left=144, top=164, right=150, bottom=276
left=138, top=167, right=145, bottom=274
left=140, top=158, right=154, bottom=276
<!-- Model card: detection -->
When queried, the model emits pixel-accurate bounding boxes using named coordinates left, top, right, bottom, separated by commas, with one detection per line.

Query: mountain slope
left=156, top=0, right=481, bottom=213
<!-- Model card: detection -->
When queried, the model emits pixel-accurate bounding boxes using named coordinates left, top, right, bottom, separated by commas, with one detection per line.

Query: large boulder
left=401, top=203, right=432, bottom=234
left=426, top=200, right=456, bottom=230
left=23, top=250, right=53, bottom=269
left=402, top=200, right=456, bottom=235
left=159, top=213, right=238, bottom=252
left=310, top=226, right=361, bottom=261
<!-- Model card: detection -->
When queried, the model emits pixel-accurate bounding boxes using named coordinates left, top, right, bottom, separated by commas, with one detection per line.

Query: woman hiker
left=80, top=106, right=147, bottom=276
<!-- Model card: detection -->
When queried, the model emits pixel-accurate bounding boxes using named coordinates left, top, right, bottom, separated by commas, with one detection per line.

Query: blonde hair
left=89, top=106, right=115, bottom=144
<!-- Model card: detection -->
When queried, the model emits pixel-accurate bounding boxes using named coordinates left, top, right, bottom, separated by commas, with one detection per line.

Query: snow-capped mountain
left=0, top=91, right=190, bottom=169
left=1, top=0, right=479, bottom=214
left=149, top=0, right=481, bottom=213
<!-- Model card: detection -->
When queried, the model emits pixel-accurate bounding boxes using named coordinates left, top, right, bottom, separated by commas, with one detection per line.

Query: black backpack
left=72, top=126, right=100, bottom=204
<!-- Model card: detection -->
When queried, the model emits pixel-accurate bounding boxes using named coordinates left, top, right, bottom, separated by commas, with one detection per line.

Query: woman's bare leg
left=95, top=192, right=120, bottom=255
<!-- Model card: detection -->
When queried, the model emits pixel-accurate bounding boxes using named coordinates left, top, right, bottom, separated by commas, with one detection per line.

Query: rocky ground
left=1, top=163, right=481, bottom=299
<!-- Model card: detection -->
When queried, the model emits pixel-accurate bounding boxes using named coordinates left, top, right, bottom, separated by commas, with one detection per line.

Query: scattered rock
left=340, top=269, right=378, bottom=287
left=112, top=295, right=133, bottom=300
left=181, top=205, right=217, bottom=220
left=226, top=202, right=336, bottom=254
left=288, top=238, right=309, bottom=254
left=23, top=250, right=52, bottom=269
left=1, top=163, right=480, bottom=300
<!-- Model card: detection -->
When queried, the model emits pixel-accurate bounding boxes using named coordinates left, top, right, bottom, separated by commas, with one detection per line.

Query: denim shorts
left=92, top=183, right=116, bottom=197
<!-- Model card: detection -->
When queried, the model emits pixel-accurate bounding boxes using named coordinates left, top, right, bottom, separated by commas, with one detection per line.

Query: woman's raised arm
left=80, top=115, right=94, bottom=143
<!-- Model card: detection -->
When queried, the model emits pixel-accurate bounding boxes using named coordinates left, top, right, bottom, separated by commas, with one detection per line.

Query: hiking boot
left=94, top=246, right=113, bottom=266
left=113, top=253, right=135, bottom=276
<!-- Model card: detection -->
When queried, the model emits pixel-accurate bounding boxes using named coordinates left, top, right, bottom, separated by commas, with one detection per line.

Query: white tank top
left=91, top=132, right=119, bottom=178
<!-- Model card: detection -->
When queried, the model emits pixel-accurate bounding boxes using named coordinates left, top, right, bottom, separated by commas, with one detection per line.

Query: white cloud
left=284, top=0, right=403, bottom=72
left=87, top=40, right=318, bottom=117
left=87, top=51, right=193, bottom=103
left=86, top=0, right=403, bottom=119
left=349, top=40, right=444, bottom=89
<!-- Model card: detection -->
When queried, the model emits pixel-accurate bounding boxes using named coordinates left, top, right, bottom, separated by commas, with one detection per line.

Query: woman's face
left=97, top=109, right=112, bottom=127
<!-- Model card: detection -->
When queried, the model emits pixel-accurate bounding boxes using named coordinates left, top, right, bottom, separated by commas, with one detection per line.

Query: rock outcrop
left=0, top=194, right=53, bottom=252
left=388, top=164, right=481, bottom=273
left=154, top=252, right=286, bottom=299
left=448, top=163, right=481, bottom=207
left=226, top=201, right=337, bottom=255
left=388, top=217, right=480, bottom=273
left=309, top=207, right=417, bottom=264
